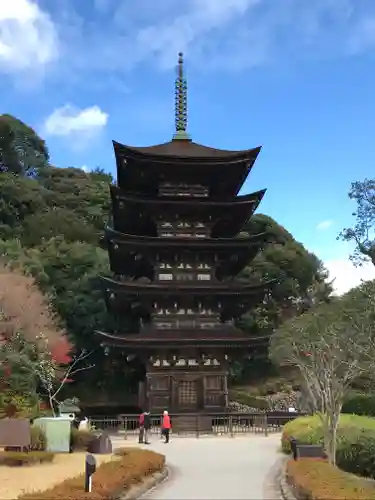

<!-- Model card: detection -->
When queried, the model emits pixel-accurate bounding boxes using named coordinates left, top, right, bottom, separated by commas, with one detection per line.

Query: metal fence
left=88, top=412, right=304, bottom=438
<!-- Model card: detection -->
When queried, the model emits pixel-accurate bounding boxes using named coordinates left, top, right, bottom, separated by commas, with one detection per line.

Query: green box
left=34, top=417, right=71, bottom=452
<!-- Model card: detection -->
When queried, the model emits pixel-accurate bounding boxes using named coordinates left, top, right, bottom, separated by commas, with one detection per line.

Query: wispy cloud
left=2, top=0, right=375, bottom=84
left=316, top=219, right=334, bottom=231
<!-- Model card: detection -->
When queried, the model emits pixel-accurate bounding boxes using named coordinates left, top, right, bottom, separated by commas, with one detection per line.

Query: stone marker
left=88, top=432, right=113, bottom=454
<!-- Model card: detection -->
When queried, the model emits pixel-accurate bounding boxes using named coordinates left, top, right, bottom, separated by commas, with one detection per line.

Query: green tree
left=270, top=281, right=375, bottom=465
left=0, top=114, right=49, bottom=175
left=338, top=179, right=375, bottom=265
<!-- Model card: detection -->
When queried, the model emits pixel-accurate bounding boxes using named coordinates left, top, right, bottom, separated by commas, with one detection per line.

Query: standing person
left=143, top=411, right=151, bottom=445
left=138, top=411, right=145, bottom=444
left=161, top=410, right=171, bottom=443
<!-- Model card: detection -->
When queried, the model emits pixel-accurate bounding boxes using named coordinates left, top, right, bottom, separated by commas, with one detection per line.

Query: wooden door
left=177, top=379, right=199, bottom=411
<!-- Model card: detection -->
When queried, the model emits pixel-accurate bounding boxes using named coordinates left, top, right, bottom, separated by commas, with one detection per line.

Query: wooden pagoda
left=97, top=53, right=274, bottom=419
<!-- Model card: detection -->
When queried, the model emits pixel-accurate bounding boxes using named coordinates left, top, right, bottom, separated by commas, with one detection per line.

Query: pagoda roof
left=96, top=329, right=269, bottom=349
left=100, top=276, right=275, bottom=296
left=105, top=226, right=267, bottom=249
left=113, top=139, right=261, bottom=163
left=110, top=187, right=266, bottom=237
left=110, top=185, right=265, bottom=207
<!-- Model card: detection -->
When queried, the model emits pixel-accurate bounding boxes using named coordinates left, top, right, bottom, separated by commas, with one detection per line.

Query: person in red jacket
left=161, top=410, right=171, bottom=443
left=138, top=411, right=145, bottom=443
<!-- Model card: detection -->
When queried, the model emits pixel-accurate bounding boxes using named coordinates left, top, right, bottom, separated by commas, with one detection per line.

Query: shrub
left=30, top=424, right=46, bottom=451
left=18, top=448, right=165, bottom=499
left=342, top=392, right=375, bottom=417
left=282, top=414, right=375, bottom=479
left=281, top=415, right=325, bottom=454
left=281, top=414, right=375, bottom=454
left=336, top=428, right=375, bottom=479
left=0, top=451, right=54, bottom=466
left=230, top=390, right=269, bottom=409
left=286, top=458, right=375, bottom=500
left=70, top=428, right=95, bottom=451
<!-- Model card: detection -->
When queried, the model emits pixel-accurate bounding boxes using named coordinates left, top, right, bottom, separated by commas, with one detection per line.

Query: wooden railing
left=88, top=412, right=304, bottom=438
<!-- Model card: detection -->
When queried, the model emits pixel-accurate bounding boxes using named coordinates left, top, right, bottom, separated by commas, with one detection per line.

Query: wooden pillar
left=223, top=373, right=228, bottom=407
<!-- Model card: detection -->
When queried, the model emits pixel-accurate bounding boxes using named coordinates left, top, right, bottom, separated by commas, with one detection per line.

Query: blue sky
left=1, top=0, right=375, bottom=293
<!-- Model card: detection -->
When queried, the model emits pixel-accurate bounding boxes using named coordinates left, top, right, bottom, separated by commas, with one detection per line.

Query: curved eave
left=96, top=330, right=269, bottom=348
left=110, top=185, right=266, bottom=207
left=105, top=226, right=267, bottom=249
left=113, top=140, right=262, bottom=164
left=100, top=276, right=276, bottom=295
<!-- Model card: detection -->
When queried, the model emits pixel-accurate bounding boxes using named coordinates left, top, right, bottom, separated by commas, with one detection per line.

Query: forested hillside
left=0, top=114, right=332, bottom=403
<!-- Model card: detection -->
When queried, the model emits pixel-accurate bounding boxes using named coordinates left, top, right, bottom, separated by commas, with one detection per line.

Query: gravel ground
left=0, top=452, right=116, bottom=499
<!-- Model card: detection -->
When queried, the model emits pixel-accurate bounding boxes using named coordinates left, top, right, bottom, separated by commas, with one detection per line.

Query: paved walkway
left=113, top=434, right=282, bottom=499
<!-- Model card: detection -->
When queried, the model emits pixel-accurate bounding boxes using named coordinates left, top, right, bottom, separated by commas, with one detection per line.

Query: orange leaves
left=286, top=458, right=375, bottom=500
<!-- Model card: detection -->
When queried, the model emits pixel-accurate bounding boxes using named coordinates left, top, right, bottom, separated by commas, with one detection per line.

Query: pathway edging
left=120, top=468, right=169, bottom=500
left=279, top=458, right=297, bottom=500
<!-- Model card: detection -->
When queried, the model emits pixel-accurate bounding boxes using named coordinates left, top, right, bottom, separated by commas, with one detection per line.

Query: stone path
left=113, top=434, right=282, bottom=499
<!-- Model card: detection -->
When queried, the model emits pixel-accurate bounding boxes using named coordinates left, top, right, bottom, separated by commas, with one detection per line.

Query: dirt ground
left=0, top=452, right=118, bottom=499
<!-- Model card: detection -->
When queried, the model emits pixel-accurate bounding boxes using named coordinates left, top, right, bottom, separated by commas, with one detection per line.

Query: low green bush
left=70, top=428, right=96, bottom=451
left=282, top=414, right=375, bottom=479
left=0, top=451, right=55, bottom=466
left=342, top=392, right=375, bottom=417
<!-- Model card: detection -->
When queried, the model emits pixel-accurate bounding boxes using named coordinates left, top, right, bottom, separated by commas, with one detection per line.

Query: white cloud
left=0, top=0, right=59, bottom=74
left=325, top=258, right=375, bottom=295
left=81, top=165, right=90, bottom=173
left=316, top=219, right=334, bottom=231
left=44, top=104, right=108, bottom=138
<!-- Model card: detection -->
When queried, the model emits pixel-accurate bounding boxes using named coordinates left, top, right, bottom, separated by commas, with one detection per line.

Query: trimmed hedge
left=18, top=448, right=165, bottom=500
left=286, top=458, right=375, bottom=500
left=282, top=414, right=375, bottom=479
left=342, top=392, right=375, bottom=417
left=0, top=451, right=55, bottom=466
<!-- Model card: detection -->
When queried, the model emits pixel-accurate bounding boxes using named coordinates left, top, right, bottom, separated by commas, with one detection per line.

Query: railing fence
left=88, top=412, right=304, bottom=438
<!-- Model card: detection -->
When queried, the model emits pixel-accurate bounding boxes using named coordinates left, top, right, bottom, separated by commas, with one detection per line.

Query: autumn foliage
left=0, top=263, right=71, bottom=362
left=18, top=448, right=165, bottom=500
left=286, top=458, right=375, bottom=500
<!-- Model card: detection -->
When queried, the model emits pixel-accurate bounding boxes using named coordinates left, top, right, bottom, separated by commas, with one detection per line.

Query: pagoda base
left=141, top=367, right=229, bottom=414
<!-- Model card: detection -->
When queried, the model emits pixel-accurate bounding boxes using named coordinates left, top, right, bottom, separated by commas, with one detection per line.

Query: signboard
left=0, top=418, right=31, bottom=448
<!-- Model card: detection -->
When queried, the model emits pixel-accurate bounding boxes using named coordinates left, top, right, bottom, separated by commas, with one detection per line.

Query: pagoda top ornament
left=173, top=52, right=190, bottom=141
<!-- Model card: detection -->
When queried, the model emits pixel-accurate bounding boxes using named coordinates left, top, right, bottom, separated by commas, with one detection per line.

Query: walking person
left=143, top=411, right=151, bottom=445
left=161, top=410, right=171, bottom=443
left=138, top=411, right=145, bottom=444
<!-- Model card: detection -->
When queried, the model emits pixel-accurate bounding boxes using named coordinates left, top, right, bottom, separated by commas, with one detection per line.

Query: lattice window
left=178, top=380, right=197, bottom=405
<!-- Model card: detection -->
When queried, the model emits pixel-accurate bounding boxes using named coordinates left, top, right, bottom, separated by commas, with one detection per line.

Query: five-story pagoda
left=98, top=53, right=274, bottom=417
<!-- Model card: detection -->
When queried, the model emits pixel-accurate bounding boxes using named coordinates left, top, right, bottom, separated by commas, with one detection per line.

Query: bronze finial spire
left=173, top=52, right=190, bottom=140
